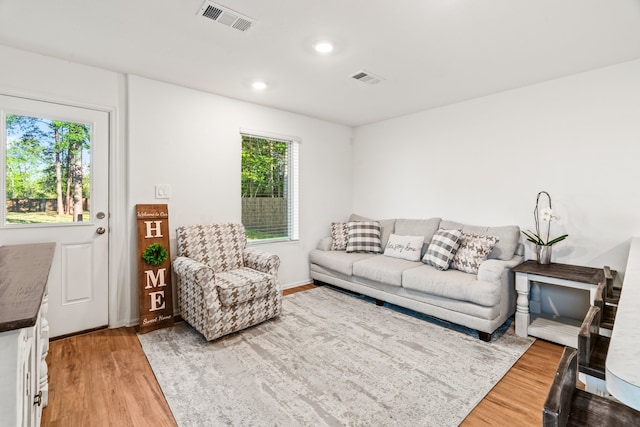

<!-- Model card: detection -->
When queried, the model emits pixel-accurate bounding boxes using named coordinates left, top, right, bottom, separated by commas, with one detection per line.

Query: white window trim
left=239, top=128, right=301, bottom=144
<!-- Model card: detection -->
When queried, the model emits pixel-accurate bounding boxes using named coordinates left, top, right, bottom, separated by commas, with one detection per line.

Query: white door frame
left=0, top=87, right=127, bottom=331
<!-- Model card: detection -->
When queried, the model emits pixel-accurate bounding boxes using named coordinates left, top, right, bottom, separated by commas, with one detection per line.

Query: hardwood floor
left=42, top=284, right=563, bottom=426
left=42, top=328, right=176, bottom=427
left=461, top=340, right=563, bottom=426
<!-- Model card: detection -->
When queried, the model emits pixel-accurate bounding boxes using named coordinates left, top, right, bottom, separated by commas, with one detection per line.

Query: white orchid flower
left=524, top=191, right=568, bottom=250
left=540, top=208, right=559, bottom=222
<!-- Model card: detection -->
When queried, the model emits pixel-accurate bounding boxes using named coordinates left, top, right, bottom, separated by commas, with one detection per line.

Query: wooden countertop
left=0, top=242, right=56, bottom=332
left=511, top=260, right=605, bottom=285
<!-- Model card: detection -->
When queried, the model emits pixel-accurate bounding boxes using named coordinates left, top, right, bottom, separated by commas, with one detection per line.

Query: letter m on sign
left=144, top=268, right=167, bottom=289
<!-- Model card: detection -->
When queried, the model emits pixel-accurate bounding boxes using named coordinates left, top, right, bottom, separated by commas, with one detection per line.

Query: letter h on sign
left=144, top=220, right=163, bottom=238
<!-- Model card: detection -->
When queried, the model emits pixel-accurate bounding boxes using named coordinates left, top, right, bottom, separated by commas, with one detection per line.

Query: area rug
left=138, top=286, right=534, bottom=426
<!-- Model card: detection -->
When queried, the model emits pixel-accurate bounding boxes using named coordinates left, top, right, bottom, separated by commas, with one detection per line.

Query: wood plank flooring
left=42, top=284, right=563, bottom=426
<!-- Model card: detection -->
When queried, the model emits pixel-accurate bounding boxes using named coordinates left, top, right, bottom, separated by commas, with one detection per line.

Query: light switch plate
left=155, top=184, right=171, bottom=199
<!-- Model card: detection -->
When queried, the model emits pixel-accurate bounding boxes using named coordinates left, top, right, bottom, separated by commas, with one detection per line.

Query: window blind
left=240, top=132, right=299, bottom=243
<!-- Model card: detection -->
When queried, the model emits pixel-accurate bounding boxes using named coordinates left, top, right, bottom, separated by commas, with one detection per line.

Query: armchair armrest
left=243, top=248, right=280, bottom=276
left=477, top=255, right=524, bottom=284
left=173, top=256, right=216, bottom=293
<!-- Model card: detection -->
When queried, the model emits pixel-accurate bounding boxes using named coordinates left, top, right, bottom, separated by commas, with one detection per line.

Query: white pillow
left=383, top=234, right=424, bottom=262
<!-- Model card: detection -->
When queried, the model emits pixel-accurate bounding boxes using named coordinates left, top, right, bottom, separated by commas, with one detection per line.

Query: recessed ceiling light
left=314, top=41, right=334, bottom=54
left=251, top=81, right=267, bottom=90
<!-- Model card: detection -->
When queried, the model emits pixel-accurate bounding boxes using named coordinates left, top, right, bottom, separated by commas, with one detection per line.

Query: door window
left=4, top=114, right=92, bottom=225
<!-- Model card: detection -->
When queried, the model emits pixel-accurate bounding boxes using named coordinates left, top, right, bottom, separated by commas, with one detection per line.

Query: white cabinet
left=0, top=309, right=44, bottom=427
left=0, top=243, right=55, bottom=427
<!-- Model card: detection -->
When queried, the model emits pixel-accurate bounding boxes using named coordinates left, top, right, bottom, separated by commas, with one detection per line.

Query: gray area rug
left=138, top=286, right=534, bottom=426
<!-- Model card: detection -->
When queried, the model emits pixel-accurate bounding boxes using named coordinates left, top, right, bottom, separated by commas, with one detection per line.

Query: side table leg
left=515, top=273, right=531, bottom=337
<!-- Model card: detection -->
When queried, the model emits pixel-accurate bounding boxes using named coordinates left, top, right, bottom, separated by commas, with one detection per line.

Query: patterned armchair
left=173, top=223, right=282, bottom=341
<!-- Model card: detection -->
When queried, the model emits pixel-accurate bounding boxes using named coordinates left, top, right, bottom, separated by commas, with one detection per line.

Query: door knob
left=96, top=227, right=106, bottom=235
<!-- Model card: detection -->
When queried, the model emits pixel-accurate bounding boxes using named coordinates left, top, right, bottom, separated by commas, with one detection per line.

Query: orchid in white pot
left=522, top=191, right=568, bottom=264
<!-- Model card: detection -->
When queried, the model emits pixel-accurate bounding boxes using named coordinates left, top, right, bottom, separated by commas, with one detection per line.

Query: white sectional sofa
left=309, top=214, right=524, bottom=341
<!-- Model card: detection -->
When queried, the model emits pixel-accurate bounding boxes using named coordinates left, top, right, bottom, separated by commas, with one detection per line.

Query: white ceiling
left=1, top=0, right=639, bottom=127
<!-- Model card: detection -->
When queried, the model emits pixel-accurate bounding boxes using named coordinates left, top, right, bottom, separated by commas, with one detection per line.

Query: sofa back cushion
left=394, top=218, right=442, bottom=246
left=440, top=220, right=520, bottom=261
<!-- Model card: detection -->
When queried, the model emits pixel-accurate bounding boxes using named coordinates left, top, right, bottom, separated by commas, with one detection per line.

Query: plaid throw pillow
left=330, top=222, right=349, bottom=251
left=422, top=229, right=462, bottom=270
left=346, top=221, right=382, bottom=253
left=450, top=233, right=500, bottom=274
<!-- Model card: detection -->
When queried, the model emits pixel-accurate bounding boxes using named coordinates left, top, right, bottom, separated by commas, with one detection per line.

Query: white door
left=0, top=95, right=109, bottom=337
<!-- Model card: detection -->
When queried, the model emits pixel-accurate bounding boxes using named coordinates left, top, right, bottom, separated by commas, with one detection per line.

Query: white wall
left=352, top=59, right=640, bottom=275
left=0, top=46, right=353, bottom=329
left=128, top=75, right=353, bottom=322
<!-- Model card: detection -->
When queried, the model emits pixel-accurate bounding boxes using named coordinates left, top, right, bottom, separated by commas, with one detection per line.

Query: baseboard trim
left=50, top=324, right=109, bottom=341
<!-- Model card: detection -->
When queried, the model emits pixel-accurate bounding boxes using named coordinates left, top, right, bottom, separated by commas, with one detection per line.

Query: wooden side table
left=512, top=260, right=605, bottom=348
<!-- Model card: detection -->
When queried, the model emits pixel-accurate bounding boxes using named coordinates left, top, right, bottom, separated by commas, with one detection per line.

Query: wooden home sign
left=136, top=204, right=174, bottom=334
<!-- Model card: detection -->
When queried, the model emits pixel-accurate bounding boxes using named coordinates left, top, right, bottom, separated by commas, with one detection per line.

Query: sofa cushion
left=394, top=218, right=442, bottom=245
left=353, top=255, right=422, bottom=287
left=346, top=221, right=383, bottom=253
left=402, top=265, right=502, bottom=307
left=440, top=220, right=520, bottom=261
left=450, top=233, right=499, bottom=274
left=349, top=214, right=396, bottom=248
left=330, top=222, right=349, bottom=250
left=383, top=234, right=424, bottom=262
left=309, top=249, right=377, bottom=276
left=422, top=229, right=462, bottom=271
left=216, top=267, right=274, bottom=306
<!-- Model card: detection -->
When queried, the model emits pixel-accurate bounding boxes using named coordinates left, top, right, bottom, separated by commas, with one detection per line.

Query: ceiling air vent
left=350, top=70, right=384, bottom=85
left=198, top=1, right=255, bottom=32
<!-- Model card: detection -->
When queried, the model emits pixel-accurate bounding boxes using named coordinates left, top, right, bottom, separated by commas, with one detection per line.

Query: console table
left=512, top=260, right=605, bottom=348
left=0, top=243, right=56, bottom=427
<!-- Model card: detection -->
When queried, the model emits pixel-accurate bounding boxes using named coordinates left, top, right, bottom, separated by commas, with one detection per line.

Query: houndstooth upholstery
left=173, top=223, right=282, bottom=341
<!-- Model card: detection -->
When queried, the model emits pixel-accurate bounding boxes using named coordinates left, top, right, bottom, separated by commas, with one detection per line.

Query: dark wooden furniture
left=603, top=266, right=621, bottom=302
left=600, top=266, right=618, bottom=331
left=594, top=282, right=617, bottom=334
left=543, top=347, right=640, bottom=426
left=512, top=260, right=604, bottom=285
left=578, top=305, right=610, bottom=380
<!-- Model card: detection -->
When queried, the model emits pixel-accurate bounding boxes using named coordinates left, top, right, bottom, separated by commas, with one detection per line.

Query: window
left=4, top=113, right=92, bottom=225
left=241, top=132, right=299, bottom=243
